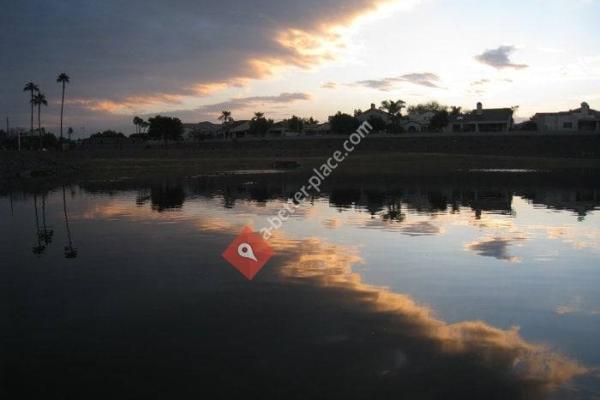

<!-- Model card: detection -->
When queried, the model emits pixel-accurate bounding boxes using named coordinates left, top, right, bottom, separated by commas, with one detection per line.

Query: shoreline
left=2, top=149, right=600, bottom=186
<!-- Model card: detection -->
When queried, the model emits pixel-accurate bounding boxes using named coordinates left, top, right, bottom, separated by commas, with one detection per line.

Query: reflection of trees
left=32, top=193, right=46, bottom=256
left=222, top=187, right=236, bottom=209
left=74, top=173, right=600, bottom=220
left=364, top=190, right=386, bottom=216
left=40, top=194, right=54, bottom=245
left=329, top=188, right=362, bottom=210
left=136, top=183, right=185, bottom=212
left=382, top=200, right=406, bottom=223
left=62, top=186, right=77, bottom=259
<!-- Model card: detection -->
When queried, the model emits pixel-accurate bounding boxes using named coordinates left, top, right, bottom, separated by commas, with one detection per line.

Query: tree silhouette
left=250, top=112, right=273, bottom=136
left=32, top=194, right=46, bottom=256
left=147, top=116, right=183, bottom=147
left=380, top=99, right=406, bottom=117
left=450, top=106, right=462, bottom=116
left=32, top=92, right=48, bottom=147
left=40, top=194, right=54, bottom=245
left=57, top=73, right=70, bottom=143
left=133, top=116, right=143, bottom=134
left=218, top=110, right=233, bottom=124
left=218, top=110, right=233, bottom=139
left=23, top=82, right=39, bottom=136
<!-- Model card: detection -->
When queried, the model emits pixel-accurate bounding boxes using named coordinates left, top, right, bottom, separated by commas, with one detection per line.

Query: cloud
left=1, top=0, right=417, bottom=127
left=321, top=82, right=337, bottom=89
left=471, top=79, right=491, bottom=87
left=475, top=46, right=529, bottom=69
left=355, top=72, right=441, bottom=91
left=166, top=92, right=311, bottom=121
left=465, top=236, right=527, bottom=262
left=196, top=92, right=311, bottom=113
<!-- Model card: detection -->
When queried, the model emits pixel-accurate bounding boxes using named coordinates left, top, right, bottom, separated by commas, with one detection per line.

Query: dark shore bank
left=2, top=133, right=600, bottom=184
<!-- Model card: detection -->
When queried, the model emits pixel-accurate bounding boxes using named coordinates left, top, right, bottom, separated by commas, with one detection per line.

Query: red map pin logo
left=222, top=226, right=273, bottom=280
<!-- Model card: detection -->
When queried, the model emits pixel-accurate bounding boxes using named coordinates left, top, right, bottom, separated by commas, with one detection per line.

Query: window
left=563, top=122, right=573, bottom=129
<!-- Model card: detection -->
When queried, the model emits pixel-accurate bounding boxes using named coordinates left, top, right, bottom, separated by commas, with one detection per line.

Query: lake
left=2, top=170, right=600, bottom=399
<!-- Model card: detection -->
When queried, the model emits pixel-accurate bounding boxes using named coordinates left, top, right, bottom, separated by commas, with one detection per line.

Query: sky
left=1, top=0, right=600, bottom=136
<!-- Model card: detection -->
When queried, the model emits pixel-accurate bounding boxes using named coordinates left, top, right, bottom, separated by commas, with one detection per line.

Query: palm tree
left=23, top=82, right=39, bottom=136
left=32, top=93, right=48, bottom=148
left=57, top=73, right=70, bottom=143
left=218, top=110, right=233, bottom=124
left=218, top=110, right=233, bottom=139
left=379, top=99, right=406, bottom=117
left=133, top=116, right=143, bottom=134
left=253, top=112, right=264, bottom=120
left=140, top=120, right=149, bottom=133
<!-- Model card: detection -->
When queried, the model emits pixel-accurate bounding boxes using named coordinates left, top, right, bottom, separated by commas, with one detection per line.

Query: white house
left=356, top=103, right=391, bottom=124
left=533, top=102, right=600, bottom=132
left=183, top=121, right=221, bottom=141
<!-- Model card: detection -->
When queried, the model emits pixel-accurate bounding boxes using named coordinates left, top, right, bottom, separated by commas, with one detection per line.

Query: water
left=1, top=171, right=600, bottom=399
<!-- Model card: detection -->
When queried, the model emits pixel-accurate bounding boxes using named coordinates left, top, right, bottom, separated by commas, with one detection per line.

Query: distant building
left=183, top=121, right=221, bottom=141
left=228, top=120, right=251, bottom=138
left=447, top=102, right=513, bottom=133
left=266, top=121, right=303, bottom=137
left=305, top=122, right=330, bottom=135
left=533, top=102, right=600, bottom=132
left=403, top=111, right=435, bottom=133
left=356, top=103, right=391, bottom=124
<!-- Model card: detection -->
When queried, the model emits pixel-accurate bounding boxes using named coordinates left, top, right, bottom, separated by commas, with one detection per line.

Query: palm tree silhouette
left=380, top=100, right=406, bottom=117
left=57, top=73, right=70, bottom=144
left=218, top=110, right=233, bottom=123
left=62, top=186, right=77, bottom=258
left=23, top=82, right=39, bottom=136
left=32, top=92, right=48, bottom=148
left=133, top=116, right=143, bottom=134
left=218, top=110, right=234, bottom=139
left=253, top=112, right=264, bottom=120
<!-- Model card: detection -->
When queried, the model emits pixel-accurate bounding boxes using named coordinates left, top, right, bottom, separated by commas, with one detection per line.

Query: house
left=305, top=123, right=330, bottom=135
left=447, top=102, right=513, bottom=133
left=402, top=120, right=427, bottom=133
left=356, top=103, right=391, bottom=125
left=533, top=102, right=600, bottom=132
left=267, top=121, right=303, bottom=137
left=183, top=121, right=221, bottom=141
left=228, top=120, right=251, bottom=138
left=401, top=111, right=435, bottom=132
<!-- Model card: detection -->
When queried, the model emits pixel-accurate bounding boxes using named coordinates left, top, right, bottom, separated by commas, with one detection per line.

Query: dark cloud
left=466, top=236, right=526, bottom=262
left=475, top=46, right=529, bottom=69
left=1, top=0, right=392, bottom=129
left=355, top=73, right=441, bottom=91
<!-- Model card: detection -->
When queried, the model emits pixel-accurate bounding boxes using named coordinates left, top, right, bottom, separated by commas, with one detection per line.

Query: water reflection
left=62, top=186, right=77, bottom=259
left=2, top=171, right=600, bottom=399
left=32, top=193, right=47, bottom=255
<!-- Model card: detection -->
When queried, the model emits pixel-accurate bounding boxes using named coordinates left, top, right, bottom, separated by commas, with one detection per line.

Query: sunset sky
left=2, top=0, right=600, bottom=135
